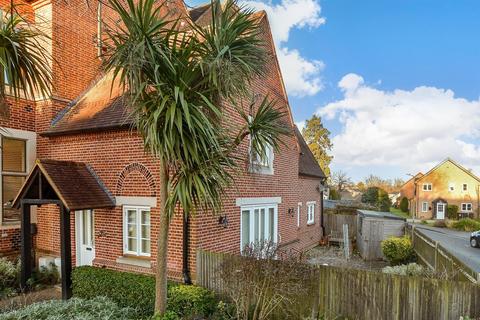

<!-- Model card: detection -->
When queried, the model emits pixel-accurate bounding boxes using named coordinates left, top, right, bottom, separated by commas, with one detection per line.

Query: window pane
left=141, top=239, right=150, bottom=254
left=260, top=209, right=265, bottom=240
left=128, top=238, right=137, bottom=252
left=2, top=175, right=25, bottom=223
left=2, top=138, right=26, bottom=172
left=128, top=225, right=137, bottom=237
left=141, top=225, right=150, bottom=239
left=127, top=210, right=136, bottom=224
left=141, top=210, right=150, bottom=225
left=254, top=209, right=259, bottom=242
left=269, top=208, right=274, bottom=241
left=241, top=210, right=250, bottom=249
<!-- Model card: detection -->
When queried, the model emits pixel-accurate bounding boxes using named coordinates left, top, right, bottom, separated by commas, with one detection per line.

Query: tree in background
left=330, top=170, right=352, bottom=192
left=399, top=197, right=409, bottom=213
left=329, top=188, right=340, bottom=200
left=302, top=114, right=333, bottom=177
left=361, top=186, right=391, bottom=212
left=104, top=0, right=289, bottom=315
left=364, top=174, right=404, bottom=193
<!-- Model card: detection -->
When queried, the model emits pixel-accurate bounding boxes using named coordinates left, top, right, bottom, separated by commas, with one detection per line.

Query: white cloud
left=295, top=120, right=306, bottom=131
left=245, top=0, right=325, bottom=97
left=318, top=73, right=480, bottom=175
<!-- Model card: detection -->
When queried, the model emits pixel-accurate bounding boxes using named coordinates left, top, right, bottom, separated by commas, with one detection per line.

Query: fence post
left=434, top=241, right=439, bottom=271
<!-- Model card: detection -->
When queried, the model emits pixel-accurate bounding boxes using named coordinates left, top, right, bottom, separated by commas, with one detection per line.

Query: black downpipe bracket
left=182, top=214, right=192, bottom=285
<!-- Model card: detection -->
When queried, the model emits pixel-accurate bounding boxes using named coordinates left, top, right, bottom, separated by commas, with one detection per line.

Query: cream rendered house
left=400, top=159, right=480, bottom=220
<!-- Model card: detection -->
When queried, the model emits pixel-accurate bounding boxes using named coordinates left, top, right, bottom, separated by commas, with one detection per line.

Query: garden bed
left=307, top=245, right=388, bottom=271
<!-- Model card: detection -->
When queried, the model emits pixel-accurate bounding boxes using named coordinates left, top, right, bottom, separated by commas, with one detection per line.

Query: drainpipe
left=319, top=179, right=326, bottom=236
left=182, top=214, right=192, bottom=285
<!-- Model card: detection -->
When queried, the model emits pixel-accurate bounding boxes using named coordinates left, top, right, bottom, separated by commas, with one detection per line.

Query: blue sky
left=187, top=0, right=480, bottom=182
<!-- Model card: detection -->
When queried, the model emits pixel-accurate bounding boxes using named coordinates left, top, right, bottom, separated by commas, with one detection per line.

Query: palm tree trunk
left=155, top=159, right=169, bottom=315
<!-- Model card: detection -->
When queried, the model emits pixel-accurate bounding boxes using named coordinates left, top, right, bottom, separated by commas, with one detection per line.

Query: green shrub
left=450, top=218, right=480, bottom=232
left=381, top=236, right=415, bottom=265
left=168, top=285, right=216, bottom=319
left=361, top=187, right=392, bottom=212
left=382, top=263, right=433, bottom=277
left=72, top=266, right=157, bottom=317
left=72, top=267, right=218, bottom=319
left=399, top=197, right=409, bottom=213
left=0, top=296, right=135, bottom=320
left=447, top=205, right=459, bottom=220
left=0, top=258, right=19, bottom=299
left=329, top=189, right=340, bottom=200
left=433, top=220, right=447, bottom=228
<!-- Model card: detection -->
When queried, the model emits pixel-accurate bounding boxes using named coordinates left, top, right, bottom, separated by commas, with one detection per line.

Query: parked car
left=470, top=231, right=480, bottom=248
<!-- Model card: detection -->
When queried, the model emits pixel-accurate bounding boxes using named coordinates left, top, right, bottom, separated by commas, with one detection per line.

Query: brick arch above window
left=116, top=163, right=156, bottom=196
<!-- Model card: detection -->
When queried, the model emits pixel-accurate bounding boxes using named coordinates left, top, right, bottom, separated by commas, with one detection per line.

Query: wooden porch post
left=20, top=201, right=32, bottom=290
left=59, top=204, right=72, bottom=300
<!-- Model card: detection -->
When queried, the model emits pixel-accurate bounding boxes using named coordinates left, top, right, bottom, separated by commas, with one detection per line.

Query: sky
left=185, top=0, right=480, bottom=182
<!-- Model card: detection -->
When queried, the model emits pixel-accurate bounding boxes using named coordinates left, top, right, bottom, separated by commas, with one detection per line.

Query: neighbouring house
left=399, top=159, right=480, bottom=220
left=356, top=209, right=406, bottom=261
left=339, top=187, right=362, bottom=202
left=388, top=192, right=400, bottom=206
left=0, top=0, right=326, bottom=297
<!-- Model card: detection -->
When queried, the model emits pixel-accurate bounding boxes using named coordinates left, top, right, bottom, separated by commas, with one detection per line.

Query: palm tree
left=0, top=3, right=52, bottom=109
left=104, top=0, right=290, bottom=315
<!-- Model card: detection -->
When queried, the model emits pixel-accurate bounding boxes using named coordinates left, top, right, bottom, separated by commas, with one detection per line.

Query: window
left=2, top=137, right=27, bottom=224
left=448, top=183, right=455, bottom=192
left=248, top=122, right=274, bottom=175
left=240, top=204, right=277, bottom=251
left=421, top=202, right=428, bottom=212
left=307, top=201, right=315, bottom=225
left=422, top=183, right=432, bottom=191
left=123, top=206, right=151, bottom=256
left=297, top=203, right=301, bottom=227
left=463, top=184, right=468, bottom=191
left=461, top=203, right=472, bottom=212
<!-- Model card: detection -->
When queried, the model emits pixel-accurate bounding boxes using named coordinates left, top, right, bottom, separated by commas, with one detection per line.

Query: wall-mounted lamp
left=287, top=208, right=295, bottom=217
left=218, top=215, right=229, bottom=228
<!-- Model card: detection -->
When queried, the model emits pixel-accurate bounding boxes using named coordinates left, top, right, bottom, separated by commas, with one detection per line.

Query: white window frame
left=462, top=183, right=468, bottom=192
left=297, top=202, right=302, bottom=227
left=240, top=203, right=278, bottom=252
left=0, top=128, right=36, bottom=227
left=248, top=121, right=274, bottom=175
left=422, top=183, right=432, bottom=191
left=421, top=202, right=428, bottom=213
left=448, top=183, right=455, bottom=192
left=307, top=201, right=315, bottom=225
left=461, top=203, right=472, bottom=212
left=122, top=205, right=151, bottom=257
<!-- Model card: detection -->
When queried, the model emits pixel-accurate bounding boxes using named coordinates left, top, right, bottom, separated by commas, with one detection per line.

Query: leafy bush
left=168, top=285, right=216, bottom=319
left=0, top=296, right=136, bottom=320
left=381, top=236, right=415, bottom=265
left=450, top=218, right=480, bottom=232
left=0, top=258, right=19, bottom=299
left=72, top=267, right=218, bottom=319
left=433, top=220, right=447, bottom=228
left=447, top=205, right=459, bottom=220
left=399, top=197, right=409, bottom=213
left=329, top=189, right=340, bottom=200
left=382, top=263, right=433, bottom=277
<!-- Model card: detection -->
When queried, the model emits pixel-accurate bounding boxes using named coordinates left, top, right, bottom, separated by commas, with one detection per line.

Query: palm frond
left=0, top=6, right=52, bottom=106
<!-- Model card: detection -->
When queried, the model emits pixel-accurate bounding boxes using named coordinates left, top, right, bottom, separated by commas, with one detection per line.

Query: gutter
left=182, top=214, right=192, bottom=285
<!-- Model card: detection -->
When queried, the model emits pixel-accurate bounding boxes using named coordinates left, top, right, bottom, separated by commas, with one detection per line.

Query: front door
left=75, top=210, right=95, bottom=266
left=436, top=203, right=446, bottom=220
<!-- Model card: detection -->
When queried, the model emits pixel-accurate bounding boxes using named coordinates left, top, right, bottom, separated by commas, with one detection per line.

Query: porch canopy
left=12, top=159, right=115, bottom=300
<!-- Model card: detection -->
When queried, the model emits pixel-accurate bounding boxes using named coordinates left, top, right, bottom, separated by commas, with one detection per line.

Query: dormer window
left=422, top=183, right=432, bottom=191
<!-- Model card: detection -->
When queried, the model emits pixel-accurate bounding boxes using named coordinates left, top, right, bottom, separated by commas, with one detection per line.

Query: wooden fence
left=197, top=249, right=480, bottom=320
left=409, top=225, right=480, bottom=283
left=324, top=213, right=357, bottom=240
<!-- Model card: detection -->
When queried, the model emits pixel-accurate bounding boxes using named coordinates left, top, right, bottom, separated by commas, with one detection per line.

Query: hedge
left=381, top=236, right=415, bottom=265
left=72, top=267, right=219, bottom=319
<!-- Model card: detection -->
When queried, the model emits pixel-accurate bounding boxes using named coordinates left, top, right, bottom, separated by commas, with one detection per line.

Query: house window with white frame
left=421, top=202, right=428, bottom=213
left=307, top=201, right=315, bottom=225
left=461, top=203, right=472, bottom=212
left=448, top=183, right=455, bottom=192
left=123, top=206, right=151, bottom=256
left=462, top=183, right=468, bottom=191
left=240, top=204, right=277, bottom=251
left=422, top=183, right=432, bottom=191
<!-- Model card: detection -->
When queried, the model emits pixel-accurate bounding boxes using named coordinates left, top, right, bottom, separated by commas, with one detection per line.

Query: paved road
left=413, top=224, right=480, bottom=273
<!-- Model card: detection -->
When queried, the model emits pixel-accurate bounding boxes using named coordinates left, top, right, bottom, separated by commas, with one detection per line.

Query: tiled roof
left=43, top=72, right=133, bottom=136
left=13, top=159, right=115, bottom=211
left=294, top=126, right=326, bottom=179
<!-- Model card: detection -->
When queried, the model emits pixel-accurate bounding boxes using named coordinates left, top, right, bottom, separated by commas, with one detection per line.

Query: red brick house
left=0, top=0, right=325, bottom=293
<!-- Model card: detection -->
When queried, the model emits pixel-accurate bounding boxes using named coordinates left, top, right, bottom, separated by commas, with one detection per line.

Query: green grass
left=390, top=207, right=410, bottom=218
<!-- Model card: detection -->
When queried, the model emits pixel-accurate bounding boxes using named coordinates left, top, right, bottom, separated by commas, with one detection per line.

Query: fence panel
left=197, top=249, right=480, bottom=320
left=324, top=213, right=357, bottom=239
